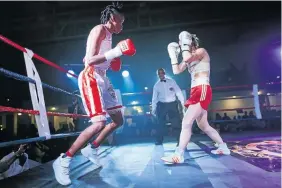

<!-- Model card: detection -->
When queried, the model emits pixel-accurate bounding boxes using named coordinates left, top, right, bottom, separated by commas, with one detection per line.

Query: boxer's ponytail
left=101, top=2, right=123, bottom=24
left=191, top=34, right=200, bottom=48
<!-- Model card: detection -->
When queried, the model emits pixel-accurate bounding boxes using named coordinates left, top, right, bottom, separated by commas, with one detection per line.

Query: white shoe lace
left=91, top=148, right=98, bottom=157
left=61, top=166, right=70, bottom=175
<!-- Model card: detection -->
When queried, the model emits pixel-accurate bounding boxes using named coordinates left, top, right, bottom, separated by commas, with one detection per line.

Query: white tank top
left=88, top=26, right=112, bottom=76
left=187, top=60, right=210, bottom=88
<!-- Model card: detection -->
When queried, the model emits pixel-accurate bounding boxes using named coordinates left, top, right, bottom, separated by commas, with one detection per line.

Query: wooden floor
left=1, top=131, right=281, bottom=188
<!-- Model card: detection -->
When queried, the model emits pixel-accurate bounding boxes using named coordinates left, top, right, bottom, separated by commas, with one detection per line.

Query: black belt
left=158, top=101, right=177, bottom=104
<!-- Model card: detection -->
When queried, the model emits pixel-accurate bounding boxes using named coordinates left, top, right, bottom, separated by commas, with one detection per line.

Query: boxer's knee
left=198, top=122, right=216, bottom=134
left=198, top=122, right=210, bottom=132
left=112, top=116, right=124, bottom=128
left=181, top=118, right=194, bottom=130
left=109, top=109, right=124, bottom=127
left=87, top=121, right=105, bottom=134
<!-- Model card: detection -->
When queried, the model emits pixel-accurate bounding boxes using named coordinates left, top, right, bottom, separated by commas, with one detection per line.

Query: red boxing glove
left=110, top=58, right=122, bottom=72
left=104, top=39, right=136, bottom=61
left=117, top=39, right=136, bottom=56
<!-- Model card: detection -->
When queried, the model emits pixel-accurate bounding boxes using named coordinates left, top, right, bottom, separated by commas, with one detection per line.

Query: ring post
left=253, top=84, right=262, bottom=119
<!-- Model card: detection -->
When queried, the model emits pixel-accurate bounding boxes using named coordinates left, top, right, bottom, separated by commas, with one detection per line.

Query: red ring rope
left=0, top=105, right=280, bottom=118
left=0, top=106, right=88, bottom=118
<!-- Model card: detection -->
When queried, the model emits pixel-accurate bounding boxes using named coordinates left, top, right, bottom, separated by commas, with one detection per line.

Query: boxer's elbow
left=86, top=55, right=107, bottom=65
left=172, top=69, right=181, bottom=75
left=172, top=66, right=183, bottom=75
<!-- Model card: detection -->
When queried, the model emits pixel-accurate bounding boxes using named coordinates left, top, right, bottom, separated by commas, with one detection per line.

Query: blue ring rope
left=0, top=132, right=82, bottom=148
left=0, top=67, right=80, bottom=98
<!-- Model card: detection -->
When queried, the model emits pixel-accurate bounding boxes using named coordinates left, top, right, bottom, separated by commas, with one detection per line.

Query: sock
left=64, top=151, right=73, bottom=158
left=91, top=141, right=100, bottom=149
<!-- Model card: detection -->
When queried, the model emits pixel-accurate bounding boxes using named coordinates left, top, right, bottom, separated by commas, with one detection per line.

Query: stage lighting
left=122, top=70, right=129, bottom=78
left=144, top=87, right=148, bottom=90
left=67, top=70, right=75, bottom=78
left=131, top=101, right=138, bottom=105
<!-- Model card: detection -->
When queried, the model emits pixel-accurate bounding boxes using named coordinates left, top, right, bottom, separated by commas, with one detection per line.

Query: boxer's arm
left=172, top=61, right=187, bottom=75
left=183, top=48, right=206, bottom=64
left=85, top=25, right=107, bottom=66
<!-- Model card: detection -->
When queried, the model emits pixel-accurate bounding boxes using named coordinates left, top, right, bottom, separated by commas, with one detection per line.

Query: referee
left=152, top=68, right=184, bottom=145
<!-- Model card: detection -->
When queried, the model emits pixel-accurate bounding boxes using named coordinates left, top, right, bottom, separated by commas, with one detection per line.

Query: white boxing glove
left=179, top=31, right=193, bottom=52
left=167, top=42, right=180, bottom=65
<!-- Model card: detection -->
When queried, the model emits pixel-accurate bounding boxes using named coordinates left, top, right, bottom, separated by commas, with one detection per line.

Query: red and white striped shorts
left=184, top=84, right=212, bottom=110
left=78, top=66, right=122, bottom=123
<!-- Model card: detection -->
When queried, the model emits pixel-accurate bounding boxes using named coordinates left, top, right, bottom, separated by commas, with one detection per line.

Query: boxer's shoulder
left=90, top=25, right=106, bottom=37
left=195, top=48, right=206, bottom=54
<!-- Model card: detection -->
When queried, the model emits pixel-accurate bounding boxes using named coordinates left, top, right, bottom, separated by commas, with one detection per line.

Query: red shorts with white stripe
left=78, top=66, right=122, bottom=123
left=184, top=84, right=212, bottom=110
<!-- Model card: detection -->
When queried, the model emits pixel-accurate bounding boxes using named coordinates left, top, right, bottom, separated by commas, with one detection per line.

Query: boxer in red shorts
left=53, top=3, right=136, bottom=185
left=161, top=31, right=230, bottom=164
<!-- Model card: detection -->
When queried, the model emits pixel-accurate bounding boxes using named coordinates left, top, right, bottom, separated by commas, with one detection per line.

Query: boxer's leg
left=161, top=103, right=203, bottom=163
left=90, top=77, right=124, bottom=148
left=196, top=110, right=224, bottom=144
left=53, top=68, right=106, bottom=186
left=196, top=112, right=230, bottom=155
left=67, top=68, right=107, bottom=157
left=92, top=107, right=123, bottom=147
left=81, top=77, right=123, bottom=166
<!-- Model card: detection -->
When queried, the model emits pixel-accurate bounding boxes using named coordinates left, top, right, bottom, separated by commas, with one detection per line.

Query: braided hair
left=101, top=2, right=123, bottom=24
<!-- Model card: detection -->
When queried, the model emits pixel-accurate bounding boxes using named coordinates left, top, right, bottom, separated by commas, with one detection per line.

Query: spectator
left=0, top=144, right=30, bottom=180
left=222, top=113, right=231, bottom=120
left=249, top=111, right=256, bottom=119
left=215, top=113, right=222, bottom=120
left=242, top=111, right=249, bottom=119
left=215, top=113, right=222, bottom=132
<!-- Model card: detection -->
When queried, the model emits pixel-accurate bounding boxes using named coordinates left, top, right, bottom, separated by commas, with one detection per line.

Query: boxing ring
left=0, top=34, right=281, bottom=188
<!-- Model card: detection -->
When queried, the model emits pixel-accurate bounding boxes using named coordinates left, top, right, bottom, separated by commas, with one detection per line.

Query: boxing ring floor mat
left=1, top=131, right=281, bottom=188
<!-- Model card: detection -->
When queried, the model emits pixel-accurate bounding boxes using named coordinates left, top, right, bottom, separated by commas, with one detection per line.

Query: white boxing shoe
left=161, top=148, right=184, bottom=164
left=81, top=144, right=101, bottom=167
left=211, top=143, right=231, bottom=155
left=53, top=153, right=72, bottom=186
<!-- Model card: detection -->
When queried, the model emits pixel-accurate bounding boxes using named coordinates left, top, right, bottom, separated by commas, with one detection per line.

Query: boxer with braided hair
left=53, top=2, right=136, bottom=185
